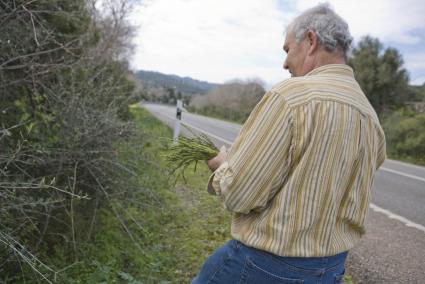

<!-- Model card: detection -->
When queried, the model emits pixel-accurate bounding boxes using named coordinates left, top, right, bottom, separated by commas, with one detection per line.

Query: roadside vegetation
left=188, top=80, right=265, bottom=123
left=348, top=36, right=425, bottom=165
left=52, top=106, right=233, bottom=282
left=60, top=106, right=231, bottom=282
left=129, top=107, right=231, bottom=282
left=0, top=0, right=142, bottom=281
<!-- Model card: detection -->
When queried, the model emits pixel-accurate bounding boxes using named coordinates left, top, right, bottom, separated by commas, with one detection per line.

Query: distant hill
left=135, top=70, right=220, bottom=95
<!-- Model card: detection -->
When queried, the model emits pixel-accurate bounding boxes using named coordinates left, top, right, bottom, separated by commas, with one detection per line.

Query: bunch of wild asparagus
left=163, top=134, right=219, bottom=179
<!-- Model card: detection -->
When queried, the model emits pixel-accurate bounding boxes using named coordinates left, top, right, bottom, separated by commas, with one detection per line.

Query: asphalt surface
left=143, top=103, right=425, bottom=283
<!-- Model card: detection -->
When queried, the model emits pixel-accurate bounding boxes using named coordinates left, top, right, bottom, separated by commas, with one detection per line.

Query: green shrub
left=0, top=0, right=138, bottom=281
left=383, top=110, right=425, bottom=164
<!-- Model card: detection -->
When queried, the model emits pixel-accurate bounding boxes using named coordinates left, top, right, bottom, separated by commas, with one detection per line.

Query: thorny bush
left=0, top=0, right=143, bottom=281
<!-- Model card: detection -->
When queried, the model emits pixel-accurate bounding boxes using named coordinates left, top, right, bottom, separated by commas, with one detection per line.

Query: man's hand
left=207, top=146, right=227, bottom=172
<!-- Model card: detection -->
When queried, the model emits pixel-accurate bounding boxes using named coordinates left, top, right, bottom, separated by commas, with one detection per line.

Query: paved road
left=143, top=103, right=425, bottom=283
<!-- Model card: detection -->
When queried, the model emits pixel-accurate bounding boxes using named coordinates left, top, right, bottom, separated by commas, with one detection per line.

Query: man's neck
left=312, top=50, right=346, bottom=69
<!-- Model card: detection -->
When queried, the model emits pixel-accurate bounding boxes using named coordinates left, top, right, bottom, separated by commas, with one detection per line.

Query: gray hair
left=287, top=3, right=353, bottom=58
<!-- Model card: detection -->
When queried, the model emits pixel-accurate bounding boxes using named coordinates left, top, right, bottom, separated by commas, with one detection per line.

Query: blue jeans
left=192, top=240, right=347, bottom=284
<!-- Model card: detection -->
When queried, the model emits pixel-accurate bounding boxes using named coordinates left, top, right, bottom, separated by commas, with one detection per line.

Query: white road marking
left=180, top=122, right=233, bottom=145
left=380, top=167, right=425, bottom=183
left=370, top=204, right=425, bottom=233
left=146, top=106, right=425, bottom=233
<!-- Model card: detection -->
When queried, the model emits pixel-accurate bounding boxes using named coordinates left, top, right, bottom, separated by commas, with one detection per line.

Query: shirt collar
left=305, top=64, right=354, bottom=77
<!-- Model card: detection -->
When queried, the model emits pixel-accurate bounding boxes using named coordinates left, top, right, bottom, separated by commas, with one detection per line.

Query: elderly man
left=192, top=3, right=386, bottom=284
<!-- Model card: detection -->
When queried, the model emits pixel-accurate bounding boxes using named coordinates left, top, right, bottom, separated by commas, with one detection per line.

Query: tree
left=348, top=36, right=409, bottom=114
left=189, top=81, right=265, bottom=122
left=383, top=110, right=425, bottom=164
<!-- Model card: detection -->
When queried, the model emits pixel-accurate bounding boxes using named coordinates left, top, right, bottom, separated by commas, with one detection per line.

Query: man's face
left=283, top=31, right=310, bottom=77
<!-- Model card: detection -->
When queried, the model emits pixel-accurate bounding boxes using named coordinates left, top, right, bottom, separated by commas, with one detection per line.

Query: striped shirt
left=207, top=64, right=386, bottom=257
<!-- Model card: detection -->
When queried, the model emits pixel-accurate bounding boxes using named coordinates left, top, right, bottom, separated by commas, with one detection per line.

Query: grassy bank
left=128, top=106, right=232, bottom=282
left=48, top=106, right=231, bottom=283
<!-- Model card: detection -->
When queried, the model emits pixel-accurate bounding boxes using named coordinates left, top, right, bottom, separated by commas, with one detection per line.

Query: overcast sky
left=129, top=0, right=425, bottom=87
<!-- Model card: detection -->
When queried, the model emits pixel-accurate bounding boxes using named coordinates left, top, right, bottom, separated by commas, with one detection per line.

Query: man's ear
left=306, top=30, right=318, bottom=55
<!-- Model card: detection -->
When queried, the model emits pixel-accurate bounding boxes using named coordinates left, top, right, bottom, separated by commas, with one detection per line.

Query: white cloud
left=128, top=0, right=425, bottom=86
left=130, top=0, right=292, bottom=85
left=404, top=52, right=425, bottom=85
left=296, top=0, right=425, bottom=45
left=404, top=52, right=425, bottom=71
left=411, top=77, right=425, bottom=85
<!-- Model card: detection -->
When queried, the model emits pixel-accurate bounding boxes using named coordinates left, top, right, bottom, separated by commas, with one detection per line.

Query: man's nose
left=283, top=60, right=289, bottom=70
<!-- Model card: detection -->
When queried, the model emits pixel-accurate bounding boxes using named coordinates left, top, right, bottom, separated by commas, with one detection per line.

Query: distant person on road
left=192, top=3, right=386, bottom=284
left=176, top=107, right=182, bottom=120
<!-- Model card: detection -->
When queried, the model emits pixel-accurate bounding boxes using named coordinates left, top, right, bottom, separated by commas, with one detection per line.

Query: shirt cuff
left=207, top=161, right=229, bottom=195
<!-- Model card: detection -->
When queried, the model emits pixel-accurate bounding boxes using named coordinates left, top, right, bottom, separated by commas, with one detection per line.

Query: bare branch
left=22, top=5, right=40, bottom=46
